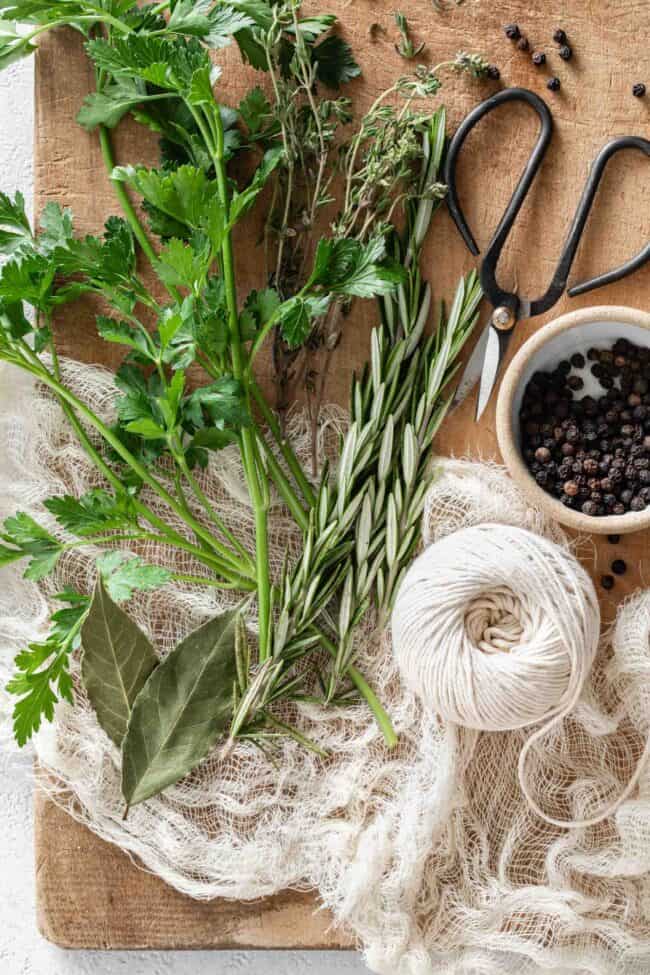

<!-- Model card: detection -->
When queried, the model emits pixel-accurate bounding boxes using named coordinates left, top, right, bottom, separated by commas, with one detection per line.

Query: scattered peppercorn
left=559, top=44, right=572, bottom=61
left=632, top=83, right=646, bottom=98
left=601, top=574, right=615, bottom=591
left=487, top=64, right=501, bottom=80
left=532, top=51, right=546, bottom=66
left=504, top=23, right=521, bottom=40
left=547, top=77, right=561, bottom=92
left=611, top=559, right=627, bottom=575
left=607, top=534, right=621, bottom=544
left=553, top=28, right=567, bottom=45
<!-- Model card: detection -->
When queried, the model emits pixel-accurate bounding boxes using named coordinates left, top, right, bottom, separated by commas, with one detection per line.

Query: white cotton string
left=391, top=523, right=649, bottom=829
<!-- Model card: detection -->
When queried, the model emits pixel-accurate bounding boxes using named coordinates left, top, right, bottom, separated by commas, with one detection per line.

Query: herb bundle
left=0, top=0, right=484, bottom=808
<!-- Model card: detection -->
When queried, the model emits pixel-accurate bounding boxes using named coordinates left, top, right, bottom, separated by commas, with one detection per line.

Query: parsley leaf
left=277, top=293, right=330, bottom=346
left=96, top=314, right=153, bottom=358
left=155, top=235, right=211, bottom=293
left=97, top=551, right=172, bottom=602
left=186, top=376, right=250, bottom=430
left=310, top=236, right=406, bottom=298
left=77, top=77, right=169, bottom=131
left=229, top=146, right=283, bottom=223
left=43, top=488, right=138, bottom=536
left=240, top=286, right=280, bottom=338
left=1, top=511, right=62, bottom=580
left=6, top=588, right=89, bottom=746
left=0, top=189, right=32, bottom=255
left=312, top=34, right=361, bottom=89
left=0, top=17, right=36, bottom=72
left=113, top=164, right=225, bottom=242
left=238, top=86, right=273, bottom=136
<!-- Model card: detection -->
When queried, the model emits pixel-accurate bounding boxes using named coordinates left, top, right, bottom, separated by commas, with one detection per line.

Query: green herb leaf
left=0, top=18, right=36, bottom=72
left=312, top=34, right=361, bottom=89
left=277, top=293, right=330, bottom=347
left=240, top=286, right=280, bottom=338
left=187, top=376, right=250, bottom=429
left=311, top=236, right=406, bottom=298
left=0, top=188, right=31, bottom=254
left=238, top=86, right=272, bottom=135
left=43, top=488, right=137, bottom=537
left=229, top=147, right=283, bottom=223
left=121, top=607, right=241, bottom=808
left=81, top=576, right=158, bottom=747
left=154, top=235, right=211, bottom=292
left=77, top=78, right=164, bottom=131
left=38, top=202, right=73, bottom=252
left=96, top=314, right=152, bottom=358
left=1, top=511, right=61, bottom=580
left=7, top=589, right=89, bottom=746
left=97, top=551, right=172, bottom=603
left=86, top=34, right=213, bottom=96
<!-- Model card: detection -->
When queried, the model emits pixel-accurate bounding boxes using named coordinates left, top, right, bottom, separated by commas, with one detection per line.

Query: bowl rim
left=496, top=304, right=650, bottom=534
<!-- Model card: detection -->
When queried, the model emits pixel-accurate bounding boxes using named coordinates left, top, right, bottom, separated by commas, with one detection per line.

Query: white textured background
left=0, top=56, right=365, bottom=975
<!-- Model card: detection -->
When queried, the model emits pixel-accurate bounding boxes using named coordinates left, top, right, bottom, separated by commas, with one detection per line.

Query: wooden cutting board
left=33, top=0, right=650, bottom=950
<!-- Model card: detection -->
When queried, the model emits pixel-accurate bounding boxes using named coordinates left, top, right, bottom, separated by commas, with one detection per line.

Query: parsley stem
left=250, top=382, right=316, bottom=508
left=206, top=102, right=272, bottom=662
left=97, top=125, right=159, bottom=269
left=26, top=364, right=255, bottom=580
left=175, top=454, right=255, bottom=571
left=170, top=572, right=255, bottom=591
left=255, top=433, right=309, bottom=531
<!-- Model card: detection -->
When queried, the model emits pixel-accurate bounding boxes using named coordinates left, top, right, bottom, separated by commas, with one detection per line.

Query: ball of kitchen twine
left=392, top=523, right=612, bottom=828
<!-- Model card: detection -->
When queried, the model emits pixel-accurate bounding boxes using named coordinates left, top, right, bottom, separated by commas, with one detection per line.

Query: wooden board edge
left=33, top=788, right=353, bottom=951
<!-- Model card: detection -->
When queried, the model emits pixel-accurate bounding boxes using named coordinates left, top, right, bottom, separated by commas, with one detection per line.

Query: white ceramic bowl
left=496, top=306, right=650, bottom=534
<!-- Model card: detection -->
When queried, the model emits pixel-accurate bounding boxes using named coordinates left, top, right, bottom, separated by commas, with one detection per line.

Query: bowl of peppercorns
left=496, top=306, right=650, bottom=533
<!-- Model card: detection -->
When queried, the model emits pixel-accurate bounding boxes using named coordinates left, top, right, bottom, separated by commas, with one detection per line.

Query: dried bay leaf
left=81, top=577, right=158, bottom=747
left=121, top=607, right=240, bottom=809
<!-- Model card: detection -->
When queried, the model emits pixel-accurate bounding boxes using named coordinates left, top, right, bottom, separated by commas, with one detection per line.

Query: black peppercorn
left=607, top=534, right=621, bottom=545
left=567, top=374, right=582, bottom=390
left=532, top=51, right=546, bottom=66
left=547, top=77, right=561, bottom=92
left=611, top=559, right=627, bottom=575
left=632, top=83, right=646, bottom=98
left=559, top=44, right=572, bottom=61
left=570, top=353, right=585, bottom=369
left=582, top=500, right=599, bottom=516
left=553, top=28, right=567, bottom=44
left=487, top=64, right=501, bottom=80
left=601, top=574, right=615, bottom=590
left=504, top=23, right=521, bottom=40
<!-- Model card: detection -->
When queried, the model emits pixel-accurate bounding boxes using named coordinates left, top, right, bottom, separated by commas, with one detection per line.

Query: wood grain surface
left=33, top=0, right=650, bottom=950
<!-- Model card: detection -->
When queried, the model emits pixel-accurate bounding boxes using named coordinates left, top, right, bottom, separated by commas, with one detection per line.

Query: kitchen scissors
left=444, top=87, right=650, bottom=420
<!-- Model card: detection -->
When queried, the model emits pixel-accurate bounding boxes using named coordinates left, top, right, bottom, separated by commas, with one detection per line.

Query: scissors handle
left=562, top=137, right=650, bottom=301
left=443, top=87, right=554, bottom=320
left=445, top=89, right=650, bottom=318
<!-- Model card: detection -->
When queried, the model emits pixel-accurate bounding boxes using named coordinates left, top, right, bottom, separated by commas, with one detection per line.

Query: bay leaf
left=121, top=607, right=239, bottom=809
left=81, top=576, right=158, bottom=747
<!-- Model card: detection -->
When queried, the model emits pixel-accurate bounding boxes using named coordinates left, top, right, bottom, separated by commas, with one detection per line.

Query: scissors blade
left=450, top=320, right=491, bottom=412
left=475, top=326, right=513, bottom=421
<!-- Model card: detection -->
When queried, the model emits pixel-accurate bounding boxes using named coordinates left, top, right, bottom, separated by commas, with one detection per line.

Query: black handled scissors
left=444, top=87, right=650, bottom=420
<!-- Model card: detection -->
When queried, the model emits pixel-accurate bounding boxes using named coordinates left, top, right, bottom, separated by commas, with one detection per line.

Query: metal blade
left=475, top=327, right=512, bottom=421
left=450, top=320, right=491, bottom=412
